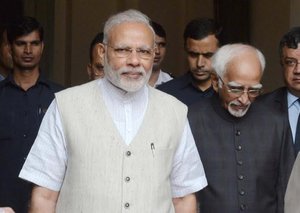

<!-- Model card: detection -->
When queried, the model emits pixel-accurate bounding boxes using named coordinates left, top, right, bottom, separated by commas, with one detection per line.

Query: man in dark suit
left=260, top=27, right=300, bottom=213
left=259, top=27, right=300, bottom=154
left=157, top=18, right=222, bottom=106
left=189, top=43, right=295, bottom=212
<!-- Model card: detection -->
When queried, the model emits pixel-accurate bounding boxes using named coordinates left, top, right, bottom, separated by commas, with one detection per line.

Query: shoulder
left=149, top=86, right=187, bottom=112
left=159, top=70, right=173, bottom=80
left=189, top=93, right=215, bottom=111
left=45, top=80, right=65, bottom=92
left=56, top=81, right=96, bottom=98
left=256, top=87, right=287, bottom=112
left=251, top=99, right=288, bottom=123
left=257, top=87, right=286, bottom=103
left=157, top=72, right=190, bottom=92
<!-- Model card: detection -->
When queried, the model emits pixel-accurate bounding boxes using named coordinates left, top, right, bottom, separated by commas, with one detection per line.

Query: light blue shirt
left=0, top=74, right=4, bottom=81
left=288, top=91, right=300, bottom=143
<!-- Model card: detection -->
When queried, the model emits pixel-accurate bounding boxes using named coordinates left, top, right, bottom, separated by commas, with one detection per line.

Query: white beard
left=103, top=55, right=151, bottom=92
left=228, top=100, right=251, bottom=117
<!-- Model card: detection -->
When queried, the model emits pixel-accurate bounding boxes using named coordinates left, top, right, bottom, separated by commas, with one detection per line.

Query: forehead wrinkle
left=108, top=22, right=154, bottom=47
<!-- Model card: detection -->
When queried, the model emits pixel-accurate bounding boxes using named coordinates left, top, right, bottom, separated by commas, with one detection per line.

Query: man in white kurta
left=19, top=9, right=207, bottom=213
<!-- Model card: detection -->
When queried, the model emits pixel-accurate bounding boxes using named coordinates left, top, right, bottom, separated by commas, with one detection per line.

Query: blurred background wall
left=1, top=0, right=300, bottom=92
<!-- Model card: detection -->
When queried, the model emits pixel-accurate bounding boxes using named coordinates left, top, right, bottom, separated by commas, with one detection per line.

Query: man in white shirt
left=19, top=9, right=207, bottom=213
left=148, top=21, right=172, bottom=87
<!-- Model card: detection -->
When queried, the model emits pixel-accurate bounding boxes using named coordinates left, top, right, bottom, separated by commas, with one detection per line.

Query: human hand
left=0, top=207, right=15, bottom=213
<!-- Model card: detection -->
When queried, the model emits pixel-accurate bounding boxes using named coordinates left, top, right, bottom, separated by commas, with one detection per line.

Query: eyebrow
left=227, top=81, right=262, bottom=89
left=110, top=43, right=154, bottom=48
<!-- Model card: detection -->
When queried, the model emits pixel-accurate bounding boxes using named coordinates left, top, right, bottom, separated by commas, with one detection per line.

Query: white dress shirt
left=288, top=91, right=300, bottom=142
left=154, top=70, right=173, bottom=87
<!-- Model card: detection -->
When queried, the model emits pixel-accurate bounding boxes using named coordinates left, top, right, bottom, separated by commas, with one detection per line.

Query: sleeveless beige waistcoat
left=54, top=81, right=187, bottom=213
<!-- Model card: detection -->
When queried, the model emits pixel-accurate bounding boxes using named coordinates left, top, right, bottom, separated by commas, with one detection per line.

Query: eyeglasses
left=283, top=57, right=300, bottom=69
left=218, top=75, right=263, bottom=98
left=105, top=44, right=154, bottom=60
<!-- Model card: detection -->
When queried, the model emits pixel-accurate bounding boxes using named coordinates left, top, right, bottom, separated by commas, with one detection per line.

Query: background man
left=158, top=18, right=222, bottom=106
left=148, top=21, right=172, bottom=87
left=19, top=10, right=207, bottom=212
left=188, top=44, right=295, bottom=212
left=259, top=27, right=300, bottom=154
left=0, top=16, right=63, bottom=212
left=87, top=32, right=104, bottom=80
left=0, top=23, right=13, bottom=80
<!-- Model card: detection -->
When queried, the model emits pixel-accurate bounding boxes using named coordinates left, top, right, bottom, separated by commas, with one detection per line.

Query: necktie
left=294, top=99, right=300, bottom=154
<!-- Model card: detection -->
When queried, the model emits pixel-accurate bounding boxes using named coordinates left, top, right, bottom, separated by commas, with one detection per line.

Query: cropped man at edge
left=0, top=23, right=13, bottom=80
left=0, top=16, right=63, bottom=213
left=19, top=9, right=207, bottom=213
left=158, top=18, right=221, bottom=106
left=259, top=27, right=300, bottom=155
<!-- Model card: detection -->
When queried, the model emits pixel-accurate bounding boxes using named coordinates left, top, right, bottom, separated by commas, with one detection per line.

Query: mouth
left=121, top=71, right=143, bottom=79
left=154, top=57, right=160, bottom=62
left=194, top=70, right=210, bottom=75
left=230, top=103, right=249, bottom=110
left=293, top=78, right=300, bottom=82
left=22, top=57, right=34, bottom=62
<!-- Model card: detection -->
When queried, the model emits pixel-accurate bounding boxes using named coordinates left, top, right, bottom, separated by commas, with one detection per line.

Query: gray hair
left=212, top=43, right=266, bottom=78
left=103, top=9, right=155, bottom=44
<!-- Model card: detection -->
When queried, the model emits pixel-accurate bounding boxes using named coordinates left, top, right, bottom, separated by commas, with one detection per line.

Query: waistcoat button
left=238, top=175, right=244, bottom=180
left=236, top=145, right=242, bottom=151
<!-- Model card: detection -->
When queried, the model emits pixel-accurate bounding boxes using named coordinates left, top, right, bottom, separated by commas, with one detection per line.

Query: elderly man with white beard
left=18, top=9, right=207, bottom=213
left=188, top=43, right=295, bottom=213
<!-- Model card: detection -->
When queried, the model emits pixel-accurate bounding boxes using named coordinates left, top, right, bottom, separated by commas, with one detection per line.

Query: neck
left=13, top=67, right=40, bottom=91
left=192, top=78, right=212, bottom=91
left=148, top=68, right=160, bottom=87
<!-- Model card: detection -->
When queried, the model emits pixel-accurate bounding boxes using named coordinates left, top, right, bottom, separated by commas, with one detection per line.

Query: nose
left=197, top=55, right=205, bottom=68
left=238, top=91, right=250, bottom=105
left=155, top=46, right=160, bottom=55
left=126, top=50, right=141, bottom=67
left=294, top=63, right=300, bottom=74
left=24, top=44, right=32, bottom=54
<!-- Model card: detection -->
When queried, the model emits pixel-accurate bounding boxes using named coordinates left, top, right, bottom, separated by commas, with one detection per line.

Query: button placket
left=234, top=126, right=247, bottom=211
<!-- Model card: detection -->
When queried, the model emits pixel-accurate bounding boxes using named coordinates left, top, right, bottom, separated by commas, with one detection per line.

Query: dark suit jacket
left=258, top=87, right=300, bottom=154
left=258, top=87, right=288, bottom=115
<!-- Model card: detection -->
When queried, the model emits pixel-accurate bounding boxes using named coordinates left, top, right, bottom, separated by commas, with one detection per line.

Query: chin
left=228, top=106, right=250, bottom=117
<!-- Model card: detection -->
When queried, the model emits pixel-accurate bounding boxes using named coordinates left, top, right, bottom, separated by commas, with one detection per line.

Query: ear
left=87, top=63, right=92, bottom=80
left=97, top=43, right=105, bottom=65
left=40, top=42, right=44, bottom=53
left=211, top=72, right=219, bottom=92
left=7, top=42, right=12, bottom=56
